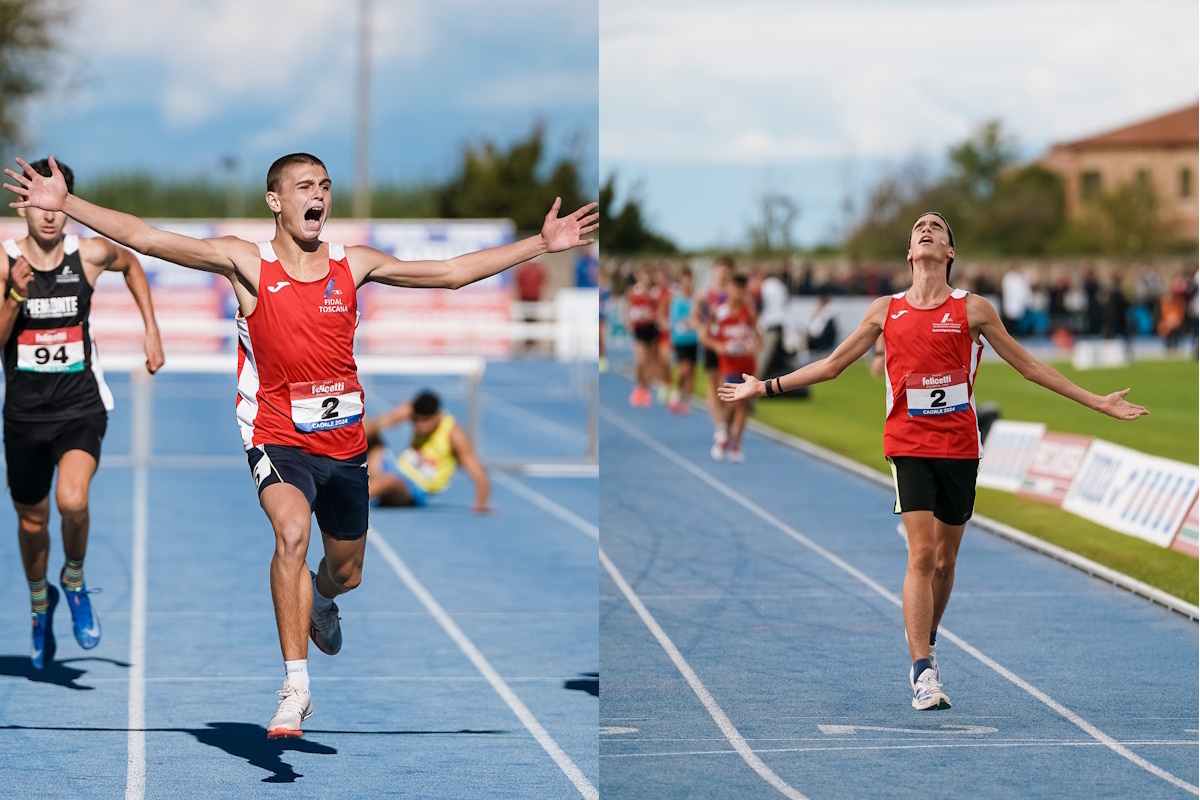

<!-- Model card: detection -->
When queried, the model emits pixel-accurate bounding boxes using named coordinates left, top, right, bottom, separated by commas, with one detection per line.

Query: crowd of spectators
left=603, top=257, right=1199, bottom=350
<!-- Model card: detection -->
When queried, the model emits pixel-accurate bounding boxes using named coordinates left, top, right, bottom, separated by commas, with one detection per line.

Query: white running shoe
left=726, top=447, right=744, bottom=463
left=309, top=571, right=343, bottom=656
left=710, top=440, right=725, bottom=461
left=908, top=642, right=940, bottom=688
left=267, top=682, right=313, bottom=738
left=911, top=668, right=950, bottom=711
left=310, top=603, right=343, bottom=656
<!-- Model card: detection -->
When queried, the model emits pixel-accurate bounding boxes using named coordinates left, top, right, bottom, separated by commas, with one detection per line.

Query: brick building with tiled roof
left=1040, top=103, right=1198, bottom=243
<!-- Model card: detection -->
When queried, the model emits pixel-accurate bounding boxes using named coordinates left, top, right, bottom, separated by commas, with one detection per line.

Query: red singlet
left=715, top=302, right=757, bottom=378
left=881, top=288, right=982, bottom=459
left=626, top=284, right=659, bottom=329
left=236, top=242, right=367, bottom=459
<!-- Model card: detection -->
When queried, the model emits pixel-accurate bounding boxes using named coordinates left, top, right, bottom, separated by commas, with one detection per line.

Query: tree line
left=0, top=2, right=589, bottom=233
left=603, top=120, right=1195, bottom=258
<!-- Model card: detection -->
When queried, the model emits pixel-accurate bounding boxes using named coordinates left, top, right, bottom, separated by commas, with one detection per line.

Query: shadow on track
left=0, top=722, right=506, bottom=783
left=0, top=655, right=130, bottom=690
left=565, top=672, right=599, bottom=697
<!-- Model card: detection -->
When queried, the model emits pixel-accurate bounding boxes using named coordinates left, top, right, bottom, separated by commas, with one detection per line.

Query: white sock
left=284, top=659, right=310, bottom=692
left=311, top=572, right=335, bottom=614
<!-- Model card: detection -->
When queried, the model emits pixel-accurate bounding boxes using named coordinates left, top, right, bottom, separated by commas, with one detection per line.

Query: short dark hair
left=680, top=265, right=693, bottom=279
left=731, top=273, right=749, bottom=289
left=413, top=390, right=441, bottom=417
left=910, top=211, right=955, bottom=280
left=714, top=255, right=735, bottom=270
left=30, top=158, right=73, bottom=194
left=266, top=153, right=326, bottom=193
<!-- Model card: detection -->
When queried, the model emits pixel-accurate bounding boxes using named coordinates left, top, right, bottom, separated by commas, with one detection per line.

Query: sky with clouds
left=17, top=0, right=597, bottom=196
left=602, top=0, right=1199, bottom=249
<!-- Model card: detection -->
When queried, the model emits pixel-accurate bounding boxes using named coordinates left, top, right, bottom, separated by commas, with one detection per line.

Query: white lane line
left=493, top=473, right=598, bottom=540
left=602, top=547, right=810, bottom=800
left=89, top=675, right=581, bottom=684
left=498, top=472, right=806, bottom=799
left=602, top=408, right=1200, bottom=796
left=500, top=472, right=807, bottom=799
left=604, top=739, right=1200, bottom=757
left=124, top=466, right=148, bottom=800
left=367, top=527, right=598, bottom=800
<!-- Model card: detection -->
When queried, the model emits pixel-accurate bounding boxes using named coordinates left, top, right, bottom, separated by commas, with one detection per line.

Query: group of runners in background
left=618, top=256, right=760, bottom=463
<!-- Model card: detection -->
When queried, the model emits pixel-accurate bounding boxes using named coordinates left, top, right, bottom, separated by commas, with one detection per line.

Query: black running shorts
left=4, top=412, right=107, bottom=505
left=632, top=323, right=659, bottom=344
left=888, top=456, right=979, bottom=525
left=673, top=342, right=698, bottom=364
left=247, top=444, right=369, bottom=540
left=703, top=345, right=719, bottom=371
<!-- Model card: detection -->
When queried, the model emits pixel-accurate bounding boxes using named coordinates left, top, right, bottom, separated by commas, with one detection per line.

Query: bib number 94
left=16, top=326, right=85, bottom=373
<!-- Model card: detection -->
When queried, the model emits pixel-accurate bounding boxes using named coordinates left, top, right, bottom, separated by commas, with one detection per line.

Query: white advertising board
left=1062, top=440, right=1199, bottom=548
left=977, top=420, right=1046, bottom=492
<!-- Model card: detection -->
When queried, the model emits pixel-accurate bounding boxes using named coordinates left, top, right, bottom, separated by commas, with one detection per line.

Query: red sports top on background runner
left=881, top=288, right=983, bottom=459
left=715, top=302, right=757, bottom=378
left=625, top=285, right=660, bottom=330
left=236, top=242, right=367, bottom=460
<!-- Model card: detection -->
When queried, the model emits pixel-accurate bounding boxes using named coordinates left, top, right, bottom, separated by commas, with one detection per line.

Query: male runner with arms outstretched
left=7, top=152, right=596, bottom=735
left=720, top=212, right=1146, bottom=711
left=0, top=159, right=163, bottom=669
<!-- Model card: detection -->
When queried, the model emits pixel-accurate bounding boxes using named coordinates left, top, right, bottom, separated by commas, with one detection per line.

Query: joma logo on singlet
left=25, top=296, right=78, bottom=319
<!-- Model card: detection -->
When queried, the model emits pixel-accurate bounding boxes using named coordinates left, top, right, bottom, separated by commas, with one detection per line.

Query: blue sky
left=19, top=0, right=597, bottom=195
left=602, top=0, right=1199, bottom=250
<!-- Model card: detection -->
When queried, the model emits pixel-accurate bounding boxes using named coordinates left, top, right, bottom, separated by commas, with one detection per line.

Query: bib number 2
left=290, top=377, right=363, bottom=433
left=906, top=369, right=969, bottom=416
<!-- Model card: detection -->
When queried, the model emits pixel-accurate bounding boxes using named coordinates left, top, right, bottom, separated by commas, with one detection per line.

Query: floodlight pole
left=353, top=0, right=372, bottom=219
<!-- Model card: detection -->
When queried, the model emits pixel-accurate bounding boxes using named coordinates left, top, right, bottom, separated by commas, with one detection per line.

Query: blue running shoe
left=60, top=570, right=101, bottom=649
left=31, top=585, right=59, bottom=670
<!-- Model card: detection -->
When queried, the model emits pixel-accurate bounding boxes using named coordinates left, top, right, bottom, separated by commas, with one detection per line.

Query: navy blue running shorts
left=247, top=444, right=369, bottom=540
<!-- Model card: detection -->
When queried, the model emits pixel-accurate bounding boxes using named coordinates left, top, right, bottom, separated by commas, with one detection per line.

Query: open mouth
left=302, top=207, right=324, bottom=229
left=919, top=235, right=932, bottom=244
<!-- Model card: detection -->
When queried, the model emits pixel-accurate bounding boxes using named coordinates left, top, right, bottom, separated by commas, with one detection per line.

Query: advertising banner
left=1062, top=440, right=1199, bottom=548
left=978, top=420, right=1046, bottom=492
left=1016, top=433, right=1093, bottom=506
left=1169, top=497, right=1199, bottom=558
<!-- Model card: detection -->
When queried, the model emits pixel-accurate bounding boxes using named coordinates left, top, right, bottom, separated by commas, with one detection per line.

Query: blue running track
left=600, top=370, right=1199, bottom=800
left=0, top=359, right=597, bottom=798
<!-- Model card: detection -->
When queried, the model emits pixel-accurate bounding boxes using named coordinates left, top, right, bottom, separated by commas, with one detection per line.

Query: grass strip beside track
left=691, top=358, right=1199, bottom=606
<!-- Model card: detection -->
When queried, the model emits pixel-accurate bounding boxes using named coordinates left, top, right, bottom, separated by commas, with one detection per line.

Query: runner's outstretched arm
left=450, top=425, right=491, bottom=513
left=97, top=243, right=165, bottom=373
left=351, top=198, right=598, bottom=289
left=967, top=294, right=1147, bottom=420
left=719, top=295, right=889, bottom=402
left=5, top=156, right=257, bottom=278
left=0, top=256, right=32, bottom=347
left=362, top=402, right=414, bottom=440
